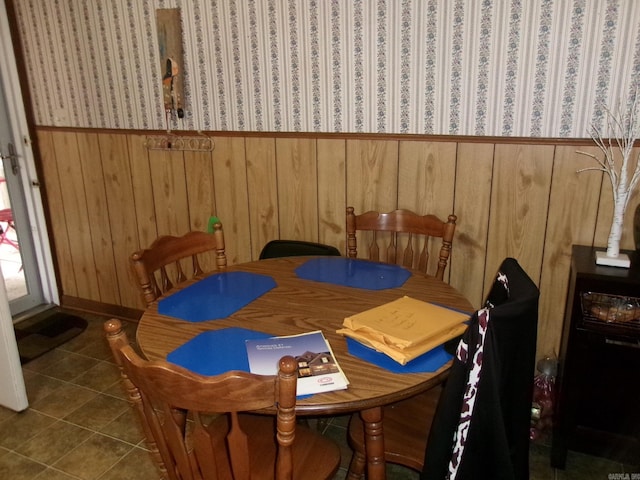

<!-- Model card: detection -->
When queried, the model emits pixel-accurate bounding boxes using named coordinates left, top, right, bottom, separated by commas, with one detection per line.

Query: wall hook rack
left=144, top=134, right=214, bottom=152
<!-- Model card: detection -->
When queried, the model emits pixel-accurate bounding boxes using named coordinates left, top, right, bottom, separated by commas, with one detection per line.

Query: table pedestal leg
left=360, top=406, right=386, bottom=480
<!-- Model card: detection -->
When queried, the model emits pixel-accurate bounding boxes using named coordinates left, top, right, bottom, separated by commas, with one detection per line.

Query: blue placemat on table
left=294, top=257, right=411, bottom=290
left=345, top=337, right=455, bottom=373
left=158, top=271, right=277, bottom=322
left=168, top=327, right=313, bottom=399
left=167, top=327, right=271, bottom=375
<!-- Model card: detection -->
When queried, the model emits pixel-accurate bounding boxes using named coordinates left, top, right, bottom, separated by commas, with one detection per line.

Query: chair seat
left=347, top=386, right=442, bottom=473
left=239, top=414, right=342, bottom=479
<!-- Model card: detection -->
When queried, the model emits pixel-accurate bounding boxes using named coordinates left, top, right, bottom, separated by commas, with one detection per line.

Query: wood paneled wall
left=35, top=128, right=640, bottom=359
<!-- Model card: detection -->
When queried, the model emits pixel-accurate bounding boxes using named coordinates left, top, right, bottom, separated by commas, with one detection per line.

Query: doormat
left=14, top=310, right=88, bottom=364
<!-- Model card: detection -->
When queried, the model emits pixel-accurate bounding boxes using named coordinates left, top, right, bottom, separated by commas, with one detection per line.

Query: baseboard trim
left=60, top=296, right=143, bottom=323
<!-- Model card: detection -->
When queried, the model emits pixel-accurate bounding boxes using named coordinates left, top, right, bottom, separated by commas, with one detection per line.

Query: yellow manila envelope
left=337, top=296, right=469, bottom=365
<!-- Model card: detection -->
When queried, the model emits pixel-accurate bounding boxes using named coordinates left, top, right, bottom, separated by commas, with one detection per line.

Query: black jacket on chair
left=421, top=258, right=540, bottom=480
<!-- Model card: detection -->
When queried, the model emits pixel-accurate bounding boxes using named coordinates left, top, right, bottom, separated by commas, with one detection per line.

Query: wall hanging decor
left=156, top=8, right=185, bottom=128
left=144, top=134, right=214, bottom=152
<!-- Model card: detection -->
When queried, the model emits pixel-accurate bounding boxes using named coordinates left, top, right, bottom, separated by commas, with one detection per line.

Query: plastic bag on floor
left=530, top=354, right=557, bottom=441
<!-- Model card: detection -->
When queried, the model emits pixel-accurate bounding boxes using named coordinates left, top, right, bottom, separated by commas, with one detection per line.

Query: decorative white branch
left=577, top=89, right=640, bottom=259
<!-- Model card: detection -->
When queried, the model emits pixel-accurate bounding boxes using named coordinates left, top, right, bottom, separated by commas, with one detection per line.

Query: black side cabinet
left=551, top=245, right=640, bottom=468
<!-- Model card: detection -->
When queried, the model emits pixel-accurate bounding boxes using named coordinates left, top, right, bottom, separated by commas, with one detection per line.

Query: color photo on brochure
left=245, top=330, right=349, bottom=396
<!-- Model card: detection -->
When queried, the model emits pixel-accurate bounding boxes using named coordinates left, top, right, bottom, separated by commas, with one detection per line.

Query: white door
left=0, top=88, right=45, bottom=315
left=0, top=0, right=58, bottom=411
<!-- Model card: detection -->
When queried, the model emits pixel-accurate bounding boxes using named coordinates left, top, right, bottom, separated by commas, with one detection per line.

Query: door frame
left=0, top=0, right=58, bottom=314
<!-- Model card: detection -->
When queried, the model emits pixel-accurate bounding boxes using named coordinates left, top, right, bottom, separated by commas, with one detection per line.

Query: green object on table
left=207, top=216, right=220, bottom=233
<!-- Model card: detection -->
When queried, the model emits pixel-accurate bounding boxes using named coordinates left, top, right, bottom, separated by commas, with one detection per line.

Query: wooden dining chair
left=346, top=258, right=539, bottom=480
left=104, top=319, right=341, bottom=480
left=130, top=223, right=226, bottom=307
left=346, top=206, right=457, bottom=281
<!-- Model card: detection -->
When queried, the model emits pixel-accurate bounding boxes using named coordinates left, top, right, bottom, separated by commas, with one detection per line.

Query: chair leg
left=346, top=450, right=367, bottom=480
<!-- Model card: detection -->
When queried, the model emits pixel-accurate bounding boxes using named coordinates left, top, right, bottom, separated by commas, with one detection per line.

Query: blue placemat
left=167, top=327, right=271, bottom=375
left=167, top=327, right=313, bottom=399
left=158, top=271, right=277, bottom=322
left=295, top=257, right=411, bottom=290
left=345, top=337, right=454, bottom=373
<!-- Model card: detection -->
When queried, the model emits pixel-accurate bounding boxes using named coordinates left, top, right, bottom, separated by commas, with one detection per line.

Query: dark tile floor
left=0, top=310, right=636, bottom=479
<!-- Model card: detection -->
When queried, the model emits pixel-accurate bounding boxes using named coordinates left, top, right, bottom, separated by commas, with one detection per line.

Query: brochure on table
left=246, top=330, right=349, bottom=396
left=337, top=295, right=468, bottom=365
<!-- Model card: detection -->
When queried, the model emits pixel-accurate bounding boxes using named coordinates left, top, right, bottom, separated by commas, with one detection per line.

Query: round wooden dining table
left=136, top=256, right=474, bottom=480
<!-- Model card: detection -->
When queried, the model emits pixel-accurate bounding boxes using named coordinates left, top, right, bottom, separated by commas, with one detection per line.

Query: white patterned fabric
left=447, top=308, right=489, bottom=479
left=447, top=267, right=510, bottom=479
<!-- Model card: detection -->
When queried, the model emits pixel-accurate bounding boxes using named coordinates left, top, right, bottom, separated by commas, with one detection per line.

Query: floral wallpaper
left=12, top=0, right=640, bottom=137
